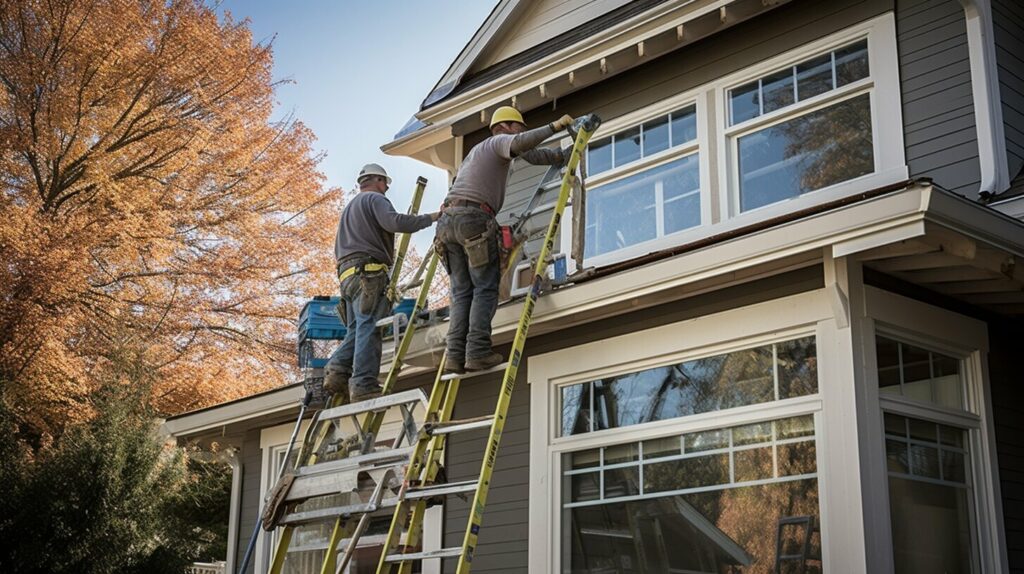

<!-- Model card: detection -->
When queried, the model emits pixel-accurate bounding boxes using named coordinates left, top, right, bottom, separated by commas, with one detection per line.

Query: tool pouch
left=463, top=232, right=492, bottom=269
left=358, top=270, right=388, bottom=315
left=434, top=238, right=451, bottom=274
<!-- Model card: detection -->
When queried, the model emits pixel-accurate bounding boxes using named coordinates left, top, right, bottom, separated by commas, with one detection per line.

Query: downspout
left=959, top=0, right=1010, bottom=195
left=225, top=448, right=242, bottom=574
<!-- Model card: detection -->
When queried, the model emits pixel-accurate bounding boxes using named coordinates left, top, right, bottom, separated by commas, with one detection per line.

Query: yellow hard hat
left=489, top=106, right=526, bottom=128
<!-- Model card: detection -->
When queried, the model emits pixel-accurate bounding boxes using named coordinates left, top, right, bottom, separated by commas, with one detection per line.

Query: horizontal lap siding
left=993, top=0, right=1024, bottom=185
left=897, top=0, right=982, bottom=196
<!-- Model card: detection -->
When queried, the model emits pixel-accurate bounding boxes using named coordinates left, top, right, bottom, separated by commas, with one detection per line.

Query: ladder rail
left=375, top=114, right=600, bottom=574
left=264, top=177, right=430, bottom=574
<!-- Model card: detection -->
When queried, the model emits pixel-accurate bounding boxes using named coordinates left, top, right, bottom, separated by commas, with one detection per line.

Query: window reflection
left=561, top=337, right=817, bottom=436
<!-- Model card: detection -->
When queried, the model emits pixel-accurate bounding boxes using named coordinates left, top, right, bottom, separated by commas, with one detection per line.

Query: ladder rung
left=375, top=314, right=409, bottom=329
left=385, top=547, right=462, bottom=563
left=318, top=389, right=427, bottom=421
left=440, top=362, right=509, bottom=381
left=279, top=499, right=397, bottom=526
left=403, top=480, right=478, bottom=500
left=424, top=415, right=494, bottom=435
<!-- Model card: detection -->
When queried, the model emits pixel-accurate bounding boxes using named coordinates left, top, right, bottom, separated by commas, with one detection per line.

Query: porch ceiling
left=859, top=224, right=1024, bottom=318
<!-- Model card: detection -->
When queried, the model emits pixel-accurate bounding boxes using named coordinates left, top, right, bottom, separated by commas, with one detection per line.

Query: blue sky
left=216, top=1, right=497, bottom=247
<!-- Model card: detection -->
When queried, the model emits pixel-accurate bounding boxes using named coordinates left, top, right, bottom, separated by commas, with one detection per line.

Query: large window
left=727, top=39, right=875, bottom=212
left=875, top=334, right=980, bottom=573
left=561, top=415, right=821, bottom=573
left=560, top=336, right=817, bottom=436
left=584, top=105, right=701, bottom=259
left=554, top=335, right=822, bottom=572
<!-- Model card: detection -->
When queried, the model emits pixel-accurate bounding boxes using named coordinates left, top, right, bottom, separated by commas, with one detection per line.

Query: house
left=163, top=0, right=1024, bottom=572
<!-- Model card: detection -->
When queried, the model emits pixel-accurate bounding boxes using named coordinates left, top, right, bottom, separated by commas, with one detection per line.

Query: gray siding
left=239, top=428, right=262, bottom=574
left=993, top=0, right=1024, bottom=184
left=896, top=0, right=982, bottom=196
left=464, top=0, right=895, bottom=254
left=988, top=321, right=1024, bottom=572
left=437, top=266, right=824, bottom=572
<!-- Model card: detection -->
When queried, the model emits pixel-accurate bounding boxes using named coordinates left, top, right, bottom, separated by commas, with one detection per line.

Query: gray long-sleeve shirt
left=445, top=124, right=566, bottom=213
left=334, top=191, right=433, bottom=266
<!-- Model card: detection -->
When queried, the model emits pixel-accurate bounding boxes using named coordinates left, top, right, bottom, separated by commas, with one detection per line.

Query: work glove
left=551, top=114, right=574, bottom=131
left=429, top=211, right=442, bottom=222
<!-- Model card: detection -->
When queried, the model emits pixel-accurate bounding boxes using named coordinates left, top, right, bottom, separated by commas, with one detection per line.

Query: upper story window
left=726, top=39, right=875, bottom=213
left=583, top=105, right=701, bottom=260
left=875, top=336, right=964, bottom=410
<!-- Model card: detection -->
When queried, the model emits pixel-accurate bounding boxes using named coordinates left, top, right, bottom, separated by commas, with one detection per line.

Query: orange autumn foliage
left=0, top=0, right=338, bottom=444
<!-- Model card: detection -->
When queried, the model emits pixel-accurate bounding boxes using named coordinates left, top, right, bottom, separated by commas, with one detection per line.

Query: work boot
left=323, top=368, right=351, bottom=396
left=465, top=351, right=504, bottom=372
left=350, top=383, right=383, bottom=402
left=443, top=356, right=465, bottom=373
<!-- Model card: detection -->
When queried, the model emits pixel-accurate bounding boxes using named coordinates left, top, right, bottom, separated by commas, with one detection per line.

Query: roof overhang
left=160, top=383, right=305, bottom=439
left=384, top=0, right=792, bottom=162
left=397, top=182, right=1024, bottom=367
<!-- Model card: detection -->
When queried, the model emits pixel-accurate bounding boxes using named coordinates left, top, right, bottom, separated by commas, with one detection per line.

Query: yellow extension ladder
left=375, top=114, right=601, bottom=574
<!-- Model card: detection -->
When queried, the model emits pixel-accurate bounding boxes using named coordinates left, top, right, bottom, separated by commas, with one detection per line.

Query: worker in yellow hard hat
left=435, top=105, right=580, bottom=373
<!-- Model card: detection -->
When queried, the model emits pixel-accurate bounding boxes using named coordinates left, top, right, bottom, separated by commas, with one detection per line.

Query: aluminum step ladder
left=374, top=114, right=602, bottom=574
left=259, top=177, right=448, bottom=574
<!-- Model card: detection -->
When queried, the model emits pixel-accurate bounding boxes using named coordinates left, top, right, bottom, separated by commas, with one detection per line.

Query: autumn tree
left=0, top=0, right=338, bottom=446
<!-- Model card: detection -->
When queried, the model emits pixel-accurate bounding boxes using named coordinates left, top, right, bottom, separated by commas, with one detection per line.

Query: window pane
left=876, top=336, right=902, bottom=393
left=569, top=471, right=601, bottom=502
left=642, top=116, right=670, bottom=156
left=562, top=337, right=816, bottom=435
left=884, top=412, right=907, bottom=437
left=738, top=93, right=874, bottom=212
left=761, top=67, right=796, bottom=113
left=670, top=105, right=698, bottom=144
left=730, top=80, right=760, bottom=124
left=584, top=166, right=657, bottom=258
left=642, top=436, right=681, bottom=459
left=777, top=336, right=819, bottom=399
left=685, top=429, right=729, bottom=453
left=643, top=454, right=729, bottom=492
left=835, top=39, right=869, bottom=87
left=733, top=421, right=772, bottom=446
left=778, top=441, right=817, bottom=476
left=797, top=53, right=834, bottom=100
left=734, top=446, right=773, bottom=482
left=561, top=383, right=592, bottom=436
left=571, top=448, right=601, bottom=470
left=613, top=127, right=641, bottom=167
left=661, top=153, right=701, bottom=235
left=910, top=444, right=941, bottom=479
left=603, top=466, right=640, bottom=499
left=887, top=438, right=909, bottom=473
left=588, top=136, right=613, bottom=175
left=778, top=415, right=815, bottom=439
left=908, top=418, right=937, bottom=442
left=564, top=480, right=820, bottom=572
left=888, top=477, right=976, bottom=573
left=942, top=450, right=967, bottom=484
left=605, top=442, right=639, bottom=464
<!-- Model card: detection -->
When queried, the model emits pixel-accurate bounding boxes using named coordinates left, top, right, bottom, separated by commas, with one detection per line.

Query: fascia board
left=380, top=121, right=450, bottom=158
left=401, top=185, right=935, bottom=364
left=923, top=189, right=1024, bottom=257
left=418, top=0, right=724, bottom=124
left=160, top=384, right=304, bottom=438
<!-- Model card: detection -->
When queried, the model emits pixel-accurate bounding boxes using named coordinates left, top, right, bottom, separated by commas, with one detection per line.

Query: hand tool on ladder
left=375, top=114, right=602, bottom=574
left=258, top=177, right=441, bottom=574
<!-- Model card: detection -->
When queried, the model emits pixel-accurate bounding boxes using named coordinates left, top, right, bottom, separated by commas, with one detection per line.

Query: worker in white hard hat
left=325, top=163, right=439, bottom=402
left=435, top=106, right=579, bottom=373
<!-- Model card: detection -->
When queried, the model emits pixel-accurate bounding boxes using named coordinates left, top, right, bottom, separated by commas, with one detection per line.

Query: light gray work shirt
left=445, top=124, right=566, bottom=214
left=334, top=191, right=433, bottom=267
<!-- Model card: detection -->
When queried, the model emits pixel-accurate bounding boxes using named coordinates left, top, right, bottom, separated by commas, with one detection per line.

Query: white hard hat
left=357, top=163, right=391, bottom=185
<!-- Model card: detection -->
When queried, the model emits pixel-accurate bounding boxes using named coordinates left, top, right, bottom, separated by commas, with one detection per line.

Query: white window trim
left=859, top=286, right=1007, bottom=574
left=562, top=13, right=907, bottom=273
left=715, top=13, right=907, bottom=222
left=528, top=288, right=871, bottom=572
left=561, top=89, right=713, bottom=271
left=256, top=416, right=443, bottom=574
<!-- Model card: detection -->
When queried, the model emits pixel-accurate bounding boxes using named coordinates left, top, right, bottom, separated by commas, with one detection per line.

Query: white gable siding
left=474, top=0, right=633, bottom=70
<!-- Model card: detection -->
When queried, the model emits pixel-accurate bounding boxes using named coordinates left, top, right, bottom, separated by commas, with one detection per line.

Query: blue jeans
left=437, top=208, right=500, bottom=362
left=326, top=266, right=390, bottom=395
